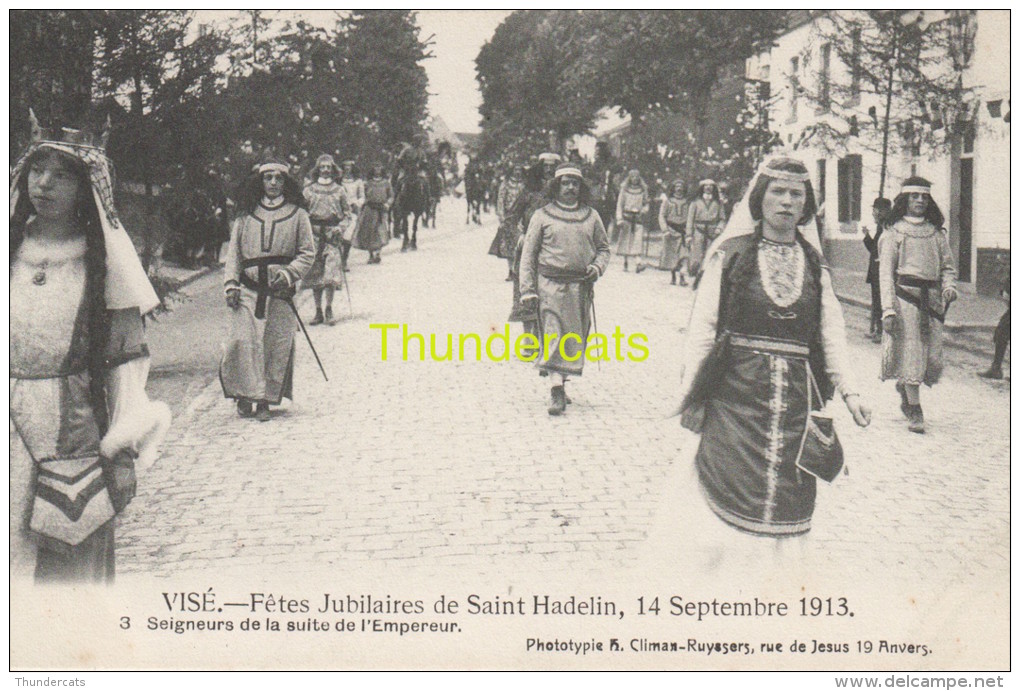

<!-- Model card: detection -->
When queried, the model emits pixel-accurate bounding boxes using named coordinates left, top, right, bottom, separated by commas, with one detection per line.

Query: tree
left=797, top=10, right=977, bottom=196
left=342, top=11, right=431, bottom=150
left=575, top=11, right=783, bottom=180
left=475, top=10, right=783, bottom=171
left=10, top=11, right=100, bottom=161
left=94, top=10, right=194, bottom=193
left=476, top=11, right=602, bottom=162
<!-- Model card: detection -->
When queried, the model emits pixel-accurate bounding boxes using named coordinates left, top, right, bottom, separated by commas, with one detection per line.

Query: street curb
left=175, top=264, right=221, bottom=289
left=835, top=293, right=996, bottom=335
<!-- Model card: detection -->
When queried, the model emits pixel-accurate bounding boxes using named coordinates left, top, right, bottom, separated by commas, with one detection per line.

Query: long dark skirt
left=352, top=206, right=389, bottom=251
left=696, top=346, right=815, bottom=538
left=488, top=220, right=517, bottom=259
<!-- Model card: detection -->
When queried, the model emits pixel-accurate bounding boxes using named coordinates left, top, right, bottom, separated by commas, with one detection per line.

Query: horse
left=464, top=168, right=485, bottom=225
left=393, top=172, right=430, bottom=251
left=424, top=166, right=443, bottom=228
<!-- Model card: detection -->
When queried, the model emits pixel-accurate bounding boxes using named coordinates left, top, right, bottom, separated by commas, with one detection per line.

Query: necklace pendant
left=32, top=270, right=47, bottom=286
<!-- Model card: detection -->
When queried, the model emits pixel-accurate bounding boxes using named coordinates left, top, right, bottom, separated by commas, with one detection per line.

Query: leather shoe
left=548, top=386, right=566, bottom=416
left=255, top=402, right=271, bottom=422
left=237, top=399, right=254, bottom=418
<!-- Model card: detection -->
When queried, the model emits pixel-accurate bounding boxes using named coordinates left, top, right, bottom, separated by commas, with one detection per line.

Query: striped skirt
left=695, top=334, right=816, bottom=538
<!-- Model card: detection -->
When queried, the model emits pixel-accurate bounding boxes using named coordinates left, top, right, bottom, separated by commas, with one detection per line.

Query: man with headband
left=221, top=155, right=315, bottom=422
left=519, top=162, right=611, bottom=415
left=879, top=176, right=957, bottom=434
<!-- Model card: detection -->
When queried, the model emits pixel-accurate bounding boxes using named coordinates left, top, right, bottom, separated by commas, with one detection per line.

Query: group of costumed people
left=674, top=156, right=959, bottom=568
left=629, top=177, right=729, bottom=285
left=10, top=113, right=171, bottom=582
left=219, top=153, right=394, bottom=422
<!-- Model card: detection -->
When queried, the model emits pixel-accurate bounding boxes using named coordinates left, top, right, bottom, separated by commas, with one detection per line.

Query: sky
left=416, top=10, right=511, bottom=134
left=194, top=10, right=510, bottom=135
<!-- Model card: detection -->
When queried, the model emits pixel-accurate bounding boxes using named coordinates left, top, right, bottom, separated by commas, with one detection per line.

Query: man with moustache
left=519, top=163, right=611, bottom=415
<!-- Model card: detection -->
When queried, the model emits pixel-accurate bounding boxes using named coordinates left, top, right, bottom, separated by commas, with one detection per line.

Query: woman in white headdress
left=675, top=156, right=870, bottom=553
left=10, top=114, right=171, bottom=582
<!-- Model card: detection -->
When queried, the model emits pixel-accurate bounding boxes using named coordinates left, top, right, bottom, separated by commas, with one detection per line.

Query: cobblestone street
left=120, top=200, right=1010, bottom=596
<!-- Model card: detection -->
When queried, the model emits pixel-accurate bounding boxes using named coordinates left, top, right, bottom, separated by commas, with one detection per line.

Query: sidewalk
left=829, top=267, right=1005, bottom=334
left=640, top=231, right=1004, bottom=334
left=153, top=260, right=220, bottom=290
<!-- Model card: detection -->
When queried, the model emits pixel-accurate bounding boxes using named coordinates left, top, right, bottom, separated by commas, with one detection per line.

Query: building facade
left=763, top=10, right=1009, bottom=294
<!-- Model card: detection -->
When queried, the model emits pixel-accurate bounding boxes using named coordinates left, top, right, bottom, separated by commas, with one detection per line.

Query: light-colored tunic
left=303, top=180, right=350, bottom=289
left=657, top=196, right=689, bottom=270
left=879, top=217, right=956, bottom=386
left=221, top=202, right=315, bottom=403
left=520, top=203, right=611, bottom=376
left=340, top=178, right=365, bottom=242
left=687, top=198, right=725, bottom=273
left=615, top=184, right=648, bottom=257
left=11, top=235, right=169, bottom=581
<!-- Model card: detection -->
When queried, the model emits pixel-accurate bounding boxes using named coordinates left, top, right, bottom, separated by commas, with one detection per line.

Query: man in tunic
left=879, top=177, right=957, bottom=433
left=520, top=163, right=611, bottom=415
left=303, top=154, right=351, bottom=325
left=221, top=156, right=315, bottom=422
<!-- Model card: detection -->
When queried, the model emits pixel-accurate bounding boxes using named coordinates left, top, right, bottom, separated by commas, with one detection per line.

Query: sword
left=285, top=297, right=329, bottom=381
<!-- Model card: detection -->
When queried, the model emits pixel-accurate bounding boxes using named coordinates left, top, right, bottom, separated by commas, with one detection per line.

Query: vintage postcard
left=9, top=9, right=1010, bottom=673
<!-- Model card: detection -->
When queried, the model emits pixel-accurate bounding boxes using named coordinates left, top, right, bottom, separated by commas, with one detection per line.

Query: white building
left=760, top=10, right=1009, bottom=294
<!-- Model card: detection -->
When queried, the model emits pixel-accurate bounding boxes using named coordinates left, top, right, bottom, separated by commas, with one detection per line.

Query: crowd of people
left=480, top=145, right=977, bottom=565
left=7, top=106, right=987, bottom=583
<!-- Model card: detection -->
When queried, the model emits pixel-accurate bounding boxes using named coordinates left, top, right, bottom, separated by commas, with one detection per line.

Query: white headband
left=554, top=166, right=582, bottom=179
left=901, top=185, right=931, bottom=195
left=763, top=168, right=810, bottom=183
left=258, top=162, right=290, bottom=175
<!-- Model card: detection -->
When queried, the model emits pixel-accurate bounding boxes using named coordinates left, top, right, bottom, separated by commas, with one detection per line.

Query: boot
left=324, top=306, right=334, bottom=325
left=548, top=385, right=566, bottom=416
left=236, top=399, right=254, bottom=418
left=979, top=366, right=1004, bottom=380
left=678, top=274, right=688, bottom=287
left=895, top=382, right=910, bottom=418
left=670, top=271, right=677, bottom=285
left=906, top=404, right=925, bottom=434
left=635, top=263, right=646, bottom=274
left=255, top=401, right=271, bottom=423
left=310, top=308, right=324, bottom=326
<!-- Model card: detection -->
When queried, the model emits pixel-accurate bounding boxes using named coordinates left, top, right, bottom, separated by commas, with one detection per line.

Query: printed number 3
left=120, top=616, right=131, bottom=630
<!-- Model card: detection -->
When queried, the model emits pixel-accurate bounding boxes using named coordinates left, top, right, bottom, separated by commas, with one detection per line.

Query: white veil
left=10, top=141, right=161, bottom=315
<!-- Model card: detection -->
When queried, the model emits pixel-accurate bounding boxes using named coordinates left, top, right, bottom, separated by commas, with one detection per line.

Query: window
left=962, top=121, right=975, bottom=154
left=816, top=159, right=827, bottom=207
left=850, top=27, right=862, bottom=98
left=788, top=57, right=799, bottom=121
left=837, top=155, right=862, bottom=225
left=819, top=43, right=831, bottom=111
